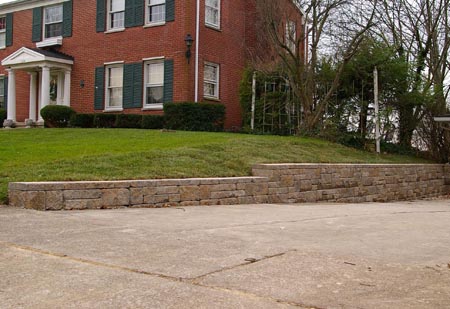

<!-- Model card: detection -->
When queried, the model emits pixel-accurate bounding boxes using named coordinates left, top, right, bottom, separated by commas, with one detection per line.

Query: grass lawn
left=0, top=128, right=429, bottom=203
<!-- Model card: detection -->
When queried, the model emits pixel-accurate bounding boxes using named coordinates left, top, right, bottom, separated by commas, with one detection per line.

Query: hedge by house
left=0, top=108, right=6, bottom=124
left=164, top=102, right=225, bottom=132
left=40, top=105, right=76, bottom=128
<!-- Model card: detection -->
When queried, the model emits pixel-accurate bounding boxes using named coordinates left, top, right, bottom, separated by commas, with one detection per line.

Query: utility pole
left=374, top=66, right=380, bottom=154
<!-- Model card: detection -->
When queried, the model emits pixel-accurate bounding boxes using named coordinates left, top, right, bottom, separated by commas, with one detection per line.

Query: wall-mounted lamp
left=80, top=80, right=85, bottom=88
left=184, top=34, right=194, bottom=64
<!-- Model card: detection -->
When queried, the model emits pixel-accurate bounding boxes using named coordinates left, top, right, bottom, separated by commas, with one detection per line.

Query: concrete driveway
left=1, top=200, right=450, bottom=308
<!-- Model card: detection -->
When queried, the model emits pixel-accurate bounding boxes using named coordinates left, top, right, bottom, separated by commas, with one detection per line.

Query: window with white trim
left=147, top=0, right=165, bottom=24
left=44, top=4, right=63, bottom=39
left=105, top=65, right=123, bottom=109
left=205, top=0, right=220, bottom=29
left=0, top=76, right=4, bottom=109
left=108, top=0, right=125, bottom=30
left=144, top=60, right=164, bottom=108
left=0, top=17, right=6, bottom=48
left=204, top=62, right=219, bottom=99
left=286, top=20, right=297, bottom=53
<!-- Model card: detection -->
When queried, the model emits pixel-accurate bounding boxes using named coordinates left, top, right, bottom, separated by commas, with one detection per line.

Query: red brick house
left=0, top=0, right=306, bottom=129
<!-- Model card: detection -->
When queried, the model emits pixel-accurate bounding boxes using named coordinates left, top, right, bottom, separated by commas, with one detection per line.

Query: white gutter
left=194, top=0, right=200, bottom=102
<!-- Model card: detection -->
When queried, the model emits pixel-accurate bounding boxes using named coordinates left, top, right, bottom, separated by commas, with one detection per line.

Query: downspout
left=194, top=0, right=200, bottom=102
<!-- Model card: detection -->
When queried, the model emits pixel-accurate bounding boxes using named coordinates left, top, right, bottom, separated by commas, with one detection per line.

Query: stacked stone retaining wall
left=8, top=164, right=449, bottom=210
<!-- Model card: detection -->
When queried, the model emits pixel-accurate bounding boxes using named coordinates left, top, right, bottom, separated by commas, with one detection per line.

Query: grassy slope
left=0, top=129, right=429, bottom=203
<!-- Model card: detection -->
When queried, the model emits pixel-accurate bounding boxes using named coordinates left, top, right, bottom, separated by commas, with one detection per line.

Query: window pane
left=45, top=5, right=63, bottom=23
left=111, top=11, right=124, bottom=28
left=204, top=64, right=217, bottom=82
left=149, top=0, right=165, bottom=5
left=45, top=23, right=62, bottom=38
left=148, top=63, right=164, bottom=84
left=109, top=88, right=123, bottom=107
left=147, top=86, right=163, bottom=104
left=149, top=4, right=165, bottom=22
left=0, top=17, right=6, bottom=30
left=204, top=82, right=216, bottom=97
left=0, top=33, right=5, bottom=47
left=109, top=67, right=123, bottom=87
left=206, top=0, right=219, bottom=8
left=111, top=0, right=125, bottom=12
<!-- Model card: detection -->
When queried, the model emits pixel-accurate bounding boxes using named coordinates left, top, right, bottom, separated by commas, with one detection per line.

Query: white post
left=6, top=68, right=16, bottom=121
left=40, top=66, right=51, bottom=120
left=29, top=72, right=37, bottom=121
left=194, top=0, right=200, bottom=102
left=251, top=71, right=256, bottom=130
left=63, top=70, right=71, bottom=106
left=57, top=72, right=64, bottom=105
left=374, top=66, right=380, bottom=154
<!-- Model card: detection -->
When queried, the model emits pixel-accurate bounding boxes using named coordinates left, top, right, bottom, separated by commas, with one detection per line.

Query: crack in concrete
left=0, top=242, right=315, bottom=308
left=188, top=250, right=296, bottom=282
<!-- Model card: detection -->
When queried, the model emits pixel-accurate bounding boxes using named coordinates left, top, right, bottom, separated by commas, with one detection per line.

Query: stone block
left=210, top=190, right=246, bottom=199
left=179, top=186, right=200, bottom=201
left=130, top=188, right=144, bottom=205
left=64, top=190, right=102, bottom=200
left=179, top=201, right=200, bottom=207
left=156, top=186, right=179, bottom=195
left=22, top=191, right=46, bottom=210
left=209, top=184, right=236, bottom=192
left=65, top=199, right=102, bottom=210
left=45, top=191, right=64, bottom=210
left=101, top=189, right=130, bottom=207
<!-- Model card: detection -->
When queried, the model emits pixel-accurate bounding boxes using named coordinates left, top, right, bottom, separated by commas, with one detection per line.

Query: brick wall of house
left=0, top=0, right=304, bottom=129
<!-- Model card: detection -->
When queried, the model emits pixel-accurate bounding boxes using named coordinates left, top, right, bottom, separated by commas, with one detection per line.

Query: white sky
left=0, top=0, right=15, bottom=4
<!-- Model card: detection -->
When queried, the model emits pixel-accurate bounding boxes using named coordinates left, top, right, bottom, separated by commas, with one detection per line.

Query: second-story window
left=285, top=20, right=297, bottom=53
left=0, top=17, right=6, bottom=48
left=109, top=0, right=125, bottom=30
left=147, top=0, right=166, bottom=24
left=44, top=5, right=63, bottom=38
left=205, top=0, right=220, bottom=29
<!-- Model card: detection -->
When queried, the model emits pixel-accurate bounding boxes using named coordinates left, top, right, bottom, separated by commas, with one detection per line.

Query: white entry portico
left=1, top=47, right=73, bottom=125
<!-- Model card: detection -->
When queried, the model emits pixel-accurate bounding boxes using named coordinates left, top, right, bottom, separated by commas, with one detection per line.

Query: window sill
left=205, top=24, right=221, bottom=32
left=36, top=37, right=63, bottom=48
left=143, top=22, right=166, bottom=28
left=0, top=46, right=5, bottom=50
left=105, top=28, right=125, bottom=34
left=203, top=96, right=221, bottom=102
left=142, top=104, right=163, bottom=111
left=103, top=108, right=123, bottom=112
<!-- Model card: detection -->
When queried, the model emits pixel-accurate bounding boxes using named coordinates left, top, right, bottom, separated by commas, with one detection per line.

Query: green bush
left=94, top=114, right=117, bottom=128
left=142, top=115, right=165, bottom=129
left=40, top=105, right=76, bottom=128
left=0, top=108, right=6, bottom=124
left=70, top=114, right=95, bottom=128
left=115, top=114, right=143, bottom=128
left=164, top=102, right=225, bottom=132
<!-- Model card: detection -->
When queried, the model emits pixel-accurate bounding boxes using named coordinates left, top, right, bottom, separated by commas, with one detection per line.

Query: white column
left=57, top=72, right=64, bottom=105
left=28, top=72, right=37, bottom=121
left=6, top=68, right=16, bottom=121
left=40, top=66, right=50, bottom=120
left=63, top=69, right=71, bottom=107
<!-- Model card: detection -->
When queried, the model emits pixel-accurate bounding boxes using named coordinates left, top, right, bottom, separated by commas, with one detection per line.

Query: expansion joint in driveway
left=0, top=242, right=320, bottom=309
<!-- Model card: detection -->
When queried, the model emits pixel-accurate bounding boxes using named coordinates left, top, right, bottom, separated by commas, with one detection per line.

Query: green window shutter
left=123, top=63, right=134, bottom=108
left=132, top=63, right=143, bottom=108
left=123, top=63, right=143, bottom=109
left=163, top=59, right=174, bottom=103
left=125, top=0, right=135, bottom=28
left=134, top=0, right=144, bottom=26
left=32, top=7, right=42, bottom=42
left=166, top=0, right=175, bottom=22
left=62, top=0, right=73, bottom=37
left=5, top=13, right=13, bottom=47
left=96, top=0, right=106, bottom=32
left=94, top=67, right=105, bottom=110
